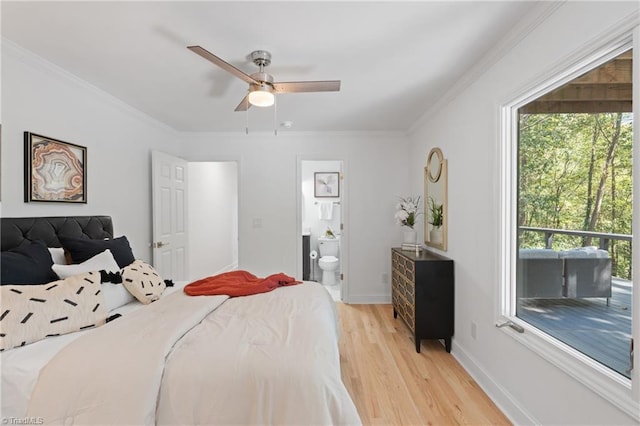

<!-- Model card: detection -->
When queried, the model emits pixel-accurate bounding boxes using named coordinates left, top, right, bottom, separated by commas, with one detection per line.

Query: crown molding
left=2, top=38, right=405, bottom=140
left=1, top=37, right=179, bottom=136
left=180, top=129, right=408, bottom=140
left=407, top=1, right=564, bottom=136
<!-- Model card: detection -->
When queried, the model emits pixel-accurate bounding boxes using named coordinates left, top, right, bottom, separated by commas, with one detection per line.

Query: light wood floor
left=337, top=303, right=510, bottom=426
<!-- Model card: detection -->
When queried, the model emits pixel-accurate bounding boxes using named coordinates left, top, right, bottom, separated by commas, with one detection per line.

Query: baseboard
left=452, top=340, right=539, bottom=425
left=214, top=262, right=238, bottom=275
left=345, top=294, right=391, bottom=304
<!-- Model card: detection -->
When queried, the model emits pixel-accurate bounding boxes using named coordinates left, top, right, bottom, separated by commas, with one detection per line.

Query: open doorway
left=187, top=161, right=238, bottom=281
left=300, top=160, right=344, bottom=301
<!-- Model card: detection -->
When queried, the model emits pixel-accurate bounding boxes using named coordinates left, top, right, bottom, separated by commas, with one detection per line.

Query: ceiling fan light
left=248, top=86, right=275, bottom=107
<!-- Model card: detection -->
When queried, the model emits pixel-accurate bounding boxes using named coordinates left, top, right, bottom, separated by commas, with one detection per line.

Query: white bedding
left=157, top=282, right=357, bottom=425
left=1, top=281, right=360, bottom=425
left=0, top=282, right=187, bottom=419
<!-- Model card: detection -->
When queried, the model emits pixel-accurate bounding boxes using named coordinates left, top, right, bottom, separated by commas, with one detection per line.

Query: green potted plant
left=428, top=197, right=443, bottom=244
left=428, top=197, right=443, bottom=228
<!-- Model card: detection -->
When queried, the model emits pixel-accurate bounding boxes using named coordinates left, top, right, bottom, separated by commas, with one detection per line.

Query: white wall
left=1, top=41, right=181, bottom=262
left=407, top=2, right=638, bottom=425
left=187, top=161, right=238, bottom=280
left=181, top=132, right=409, bottom=303
left=0, top=38, right=410, bottom=303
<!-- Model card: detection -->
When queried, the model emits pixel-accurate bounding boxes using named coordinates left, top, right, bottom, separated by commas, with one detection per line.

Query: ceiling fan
left=187, top=46, right=341, bottom=111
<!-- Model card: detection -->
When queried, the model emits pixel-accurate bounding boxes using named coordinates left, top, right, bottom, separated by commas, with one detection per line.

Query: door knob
left=152, top=241, right=170, bottom=249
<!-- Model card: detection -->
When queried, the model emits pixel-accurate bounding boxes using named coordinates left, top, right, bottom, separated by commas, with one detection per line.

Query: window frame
left=498, top=32, right=639, bottom=419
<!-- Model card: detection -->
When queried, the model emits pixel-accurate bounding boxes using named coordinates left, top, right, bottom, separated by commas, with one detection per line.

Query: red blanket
left=184, top=270, right=301, bottom=297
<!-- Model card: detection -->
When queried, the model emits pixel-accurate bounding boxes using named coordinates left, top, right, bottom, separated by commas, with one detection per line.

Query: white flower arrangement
left=394, top=196, right=421, bottom=229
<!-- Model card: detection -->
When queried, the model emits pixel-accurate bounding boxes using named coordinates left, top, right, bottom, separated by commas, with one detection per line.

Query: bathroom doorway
left=299, top=160, right=345, bottom=302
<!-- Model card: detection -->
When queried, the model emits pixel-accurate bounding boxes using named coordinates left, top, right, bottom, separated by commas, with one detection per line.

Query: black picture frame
left=24, top=132, right=87, bottom=203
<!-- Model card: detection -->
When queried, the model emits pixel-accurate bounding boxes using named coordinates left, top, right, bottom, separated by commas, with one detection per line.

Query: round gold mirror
left=424, top=147, right=448, bottom=251
left=426, top=148, right=444, bottom=183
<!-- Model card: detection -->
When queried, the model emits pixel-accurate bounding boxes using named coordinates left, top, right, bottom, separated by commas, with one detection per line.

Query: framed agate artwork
left=24, top=132, right=87, bottom=203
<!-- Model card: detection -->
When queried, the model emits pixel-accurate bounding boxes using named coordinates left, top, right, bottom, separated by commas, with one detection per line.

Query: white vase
left=403, top=228, right=417, bottom=244
left=430, top=227, right=442, bottom=245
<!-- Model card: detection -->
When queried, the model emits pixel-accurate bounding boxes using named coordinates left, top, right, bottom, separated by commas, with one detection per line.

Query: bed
left=0, top=216, right=360, bottom=425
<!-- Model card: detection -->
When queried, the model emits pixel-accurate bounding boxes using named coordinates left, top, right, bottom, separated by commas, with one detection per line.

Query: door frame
left=296, top=156, right=349, bottom=302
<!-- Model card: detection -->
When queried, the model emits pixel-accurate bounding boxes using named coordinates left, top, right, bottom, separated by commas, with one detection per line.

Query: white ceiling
left=1, top=1, right=540, bottom=133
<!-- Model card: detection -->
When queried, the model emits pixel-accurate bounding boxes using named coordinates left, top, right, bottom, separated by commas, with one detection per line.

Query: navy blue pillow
left=59, top=235, right=135, bottom=268
left=1, top=240, right=58, bottom=285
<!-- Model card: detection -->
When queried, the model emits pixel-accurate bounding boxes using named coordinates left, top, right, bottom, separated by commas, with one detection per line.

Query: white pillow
left=121, top=260, right=166, bottom=304
left=48, top=247, right=67, bottom=265
left=101, top=282, right=137, bottom=312
left=52, top=249, right=120, bottom=278
left=0, top=271, right=107, bottom=351
left=52, top=249, right=135, bottom=311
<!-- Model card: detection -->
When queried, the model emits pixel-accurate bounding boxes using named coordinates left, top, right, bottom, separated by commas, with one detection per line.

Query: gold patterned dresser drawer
left=391, top=251, right=415, bottom=332
left=391, top=248, right=455, bottom=353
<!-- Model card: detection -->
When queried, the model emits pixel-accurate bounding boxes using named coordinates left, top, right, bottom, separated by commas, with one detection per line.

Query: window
left=500, top=37, right=638, bottom=417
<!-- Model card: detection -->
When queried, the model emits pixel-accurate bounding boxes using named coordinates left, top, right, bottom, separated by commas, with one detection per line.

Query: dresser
left=391, top=248, right=454, bottom=353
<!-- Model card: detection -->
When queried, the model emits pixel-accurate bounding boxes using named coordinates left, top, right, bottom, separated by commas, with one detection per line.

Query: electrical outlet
left=382, top=273, right=389, bottom=284
left=471, top=322, right=477, bottom=340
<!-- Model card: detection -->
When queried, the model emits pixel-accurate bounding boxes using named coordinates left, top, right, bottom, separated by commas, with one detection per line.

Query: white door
left=151, top=150, right=188, bottom=281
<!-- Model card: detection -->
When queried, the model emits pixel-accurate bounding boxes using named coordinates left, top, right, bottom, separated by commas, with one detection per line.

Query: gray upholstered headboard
left=1, top=216, right=113, bottom=251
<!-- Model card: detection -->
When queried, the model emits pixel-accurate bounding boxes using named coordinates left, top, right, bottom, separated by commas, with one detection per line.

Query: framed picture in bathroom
left=314, top=172, right=340, bottom=198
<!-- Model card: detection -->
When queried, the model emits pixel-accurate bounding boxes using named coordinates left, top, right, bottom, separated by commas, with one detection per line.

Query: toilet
left=318, top=236, right=340, bottom=286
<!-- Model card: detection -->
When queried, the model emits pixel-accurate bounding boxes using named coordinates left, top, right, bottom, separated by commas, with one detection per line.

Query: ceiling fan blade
left=273, top=80, right=341, bottom=94
left=234, top=94, right=251, bottom=112
left=187, top=45, right=258, bottom=85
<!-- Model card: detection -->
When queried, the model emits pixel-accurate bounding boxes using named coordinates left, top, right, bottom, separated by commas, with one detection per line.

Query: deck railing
left=519, top=226, right=632, bottom=251
left=519, top=226, right=633, bottom=280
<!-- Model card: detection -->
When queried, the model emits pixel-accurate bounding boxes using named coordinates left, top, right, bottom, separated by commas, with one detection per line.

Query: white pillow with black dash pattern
left=52, top=249, right=135, bottom=312
left=0, top=271, right=107, bottom=351
left=120, top=260, right=166, bottom=304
